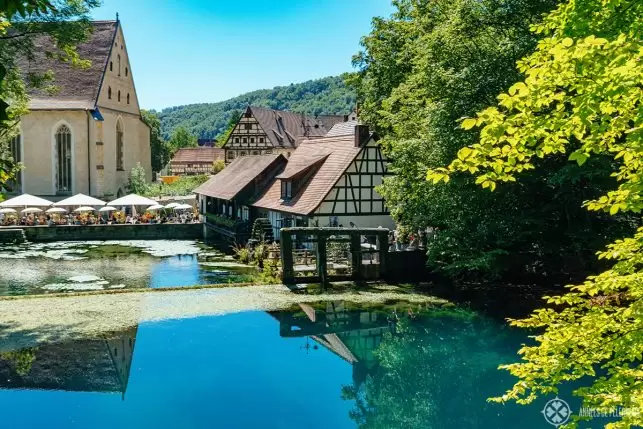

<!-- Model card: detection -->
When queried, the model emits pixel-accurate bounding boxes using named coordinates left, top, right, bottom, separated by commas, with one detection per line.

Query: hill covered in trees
left=156, top=75, right=356, bottom=140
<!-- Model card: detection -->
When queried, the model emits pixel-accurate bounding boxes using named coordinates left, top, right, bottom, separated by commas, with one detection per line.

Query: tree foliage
left=157, top=75, right=356, bottom=140
left=128, top=162, right=147, bottom=194
left=168, top=125, right=197, bottom=153
left=427, top=0, right=643, bottom=426
left=215, top=108, right=241, bottom=147
left=350, top=0, right=636, bottom=282
left=141, top=109, right=170, bottom=173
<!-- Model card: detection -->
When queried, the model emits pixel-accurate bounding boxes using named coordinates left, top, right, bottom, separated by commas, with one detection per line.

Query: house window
left=265, top=149, right=273, bottom=154
left=118, top=90, right=121, bottom=102
left=227, top=151, right=235, bottom=160
left=242, top=138, right=247, bottom=143
left=234, top=137, right=240, bottom=143
left=127, top=93, right=130, bottom=104
left=244, top=123, right=252, bottom=130
left=8, top=134, right=21, bottom=192
left=125, top=67, right=128, bottom=76
left=252, top=150, right=259, bottom=155
left=55, top=125, right=72, bottom=194
left=245, top=111, right=252, bottom=118
left=116, top=120, right=124, bottom=170
left=240, top=151, right=247, bottom=157
left=259, top=137, right=264, bottom=143
left=108, top=87, right=112, bottom=99
left=250, top=138, right=255, bottom=143
left=110, top=61, right=113, bottom=72
left=281, top=180, right=292, bottom=199
left=117, top=54, right=121, bottom=76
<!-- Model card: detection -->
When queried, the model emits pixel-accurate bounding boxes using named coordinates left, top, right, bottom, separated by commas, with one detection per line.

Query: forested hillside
left=156, top=75, right=355, bottom=140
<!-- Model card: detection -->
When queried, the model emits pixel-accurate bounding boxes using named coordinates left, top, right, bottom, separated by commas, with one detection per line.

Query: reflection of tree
left=0, top=348, right=37, bottom=376
left=341, top=311, right=532, bottom=428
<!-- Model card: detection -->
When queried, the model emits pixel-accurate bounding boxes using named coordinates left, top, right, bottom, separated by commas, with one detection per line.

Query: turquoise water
left=0, top=301, right=585, bottom=428
left=0, top=240, right=256, bottom=295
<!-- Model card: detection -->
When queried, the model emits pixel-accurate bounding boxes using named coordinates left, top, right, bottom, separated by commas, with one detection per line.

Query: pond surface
left=0, top=300, right=585, bottom=428
left=0, top=240, right=257, bottom=295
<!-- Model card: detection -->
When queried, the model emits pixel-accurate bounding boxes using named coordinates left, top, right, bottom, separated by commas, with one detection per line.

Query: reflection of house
left=195, top=123, right=394, bottom=241
left=0, top=326, right=138, bottom=397
left=169, top=147, right=225, bottom=176
left=222, top=106, right=347, bottom=163
left=273, top=302, right=390, bottom=385
left=7, top=18, right=151, bottom=198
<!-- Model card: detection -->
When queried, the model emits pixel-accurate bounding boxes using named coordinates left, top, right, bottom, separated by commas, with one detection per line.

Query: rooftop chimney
left=355, top=124, right=370, bottom=147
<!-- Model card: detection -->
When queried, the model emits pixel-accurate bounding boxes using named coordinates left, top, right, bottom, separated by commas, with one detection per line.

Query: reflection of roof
left=17, top=21, right=118, bottom=110
left=171, top=147, right=225, bottom=164
left=0, top=327, right=137, bottom=394
left=194, top=154, right=285, bottom=200
left=253, top=135, right=363, bottom=215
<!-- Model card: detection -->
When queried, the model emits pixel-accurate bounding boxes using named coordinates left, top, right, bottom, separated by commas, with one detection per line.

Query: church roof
left=253, top=134, right=364, bottom=216
left=17, top=20, right=118, bottom=111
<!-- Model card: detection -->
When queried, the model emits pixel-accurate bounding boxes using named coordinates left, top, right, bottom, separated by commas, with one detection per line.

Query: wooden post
left=281, top=230, right=294, bottom=284
left=377, top=231, right=388, bottom=278
left=350, top=233, right=361, bottom=280
left=317, top=236, right=328, bottom=286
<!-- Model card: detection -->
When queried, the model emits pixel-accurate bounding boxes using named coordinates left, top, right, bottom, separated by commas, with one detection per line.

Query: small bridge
left=279, top=227, right=389, bottom=285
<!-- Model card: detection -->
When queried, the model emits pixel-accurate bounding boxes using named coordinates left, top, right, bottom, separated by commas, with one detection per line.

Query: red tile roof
left=17, top=21, right=118, bottom=110
left=171, top=147, right=225, bottom=164
left=194, top=154, right=285, bottom=201
left=253, top=135, right=363, bottom=215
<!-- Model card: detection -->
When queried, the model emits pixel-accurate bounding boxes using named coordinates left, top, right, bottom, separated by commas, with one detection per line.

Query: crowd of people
left=0, top=210, right=200, bottom=227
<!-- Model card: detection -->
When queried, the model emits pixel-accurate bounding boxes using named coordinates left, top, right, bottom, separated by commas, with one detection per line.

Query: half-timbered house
left=252, top=124, right=394, bottom=240
left=169, top=147, right=225, bottom=176
left=222, top=106, right=345, bottom=163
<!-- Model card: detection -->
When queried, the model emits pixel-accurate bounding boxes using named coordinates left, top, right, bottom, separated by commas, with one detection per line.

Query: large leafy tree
left=0, top=0, right=99, bottom=192
left=350, top=0, right=635, bottom=282
left=141, top=109, right=170, bottom=173
left=428, top=0, right=643, bottom=426
left=168, top=125, right=197, bottom=153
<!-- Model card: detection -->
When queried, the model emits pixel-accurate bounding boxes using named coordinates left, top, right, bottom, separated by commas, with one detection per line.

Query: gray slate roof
left=326, top=120, right=358, bottom=137
left=16, top=20, right=118, bottom=110
left=248, top=106, right=329, bottom=149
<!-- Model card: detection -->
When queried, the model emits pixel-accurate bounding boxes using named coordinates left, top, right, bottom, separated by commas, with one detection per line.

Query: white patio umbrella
left=21, top=207, right=42, bottom=214
left=45, top=207, right=67, bottom=214
left=53, top=193, right=106, bottom=207
left=164, top=202, right=180, bottom=209
left=174, top=204, right=193, bottom=210
left=0, top=208, right=16, bottom=214
left=99, top=206, right=118, bottom=212
left=73, top=206, right=96, bottom=213
left=0, top=194, right=52, bottom=208
left=147, top=204, right=165, bottom=211
left=108, top=194, right=157, bottom=207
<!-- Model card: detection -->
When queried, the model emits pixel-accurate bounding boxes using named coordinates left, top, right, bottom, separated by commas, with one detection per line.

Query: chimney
left=355, top=124, right=370, bottom=147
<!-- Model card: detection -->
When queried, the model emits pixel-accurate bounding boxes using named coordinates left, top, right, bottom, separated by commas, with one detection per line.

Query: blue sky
left=92, top=0, right=394, bottom=110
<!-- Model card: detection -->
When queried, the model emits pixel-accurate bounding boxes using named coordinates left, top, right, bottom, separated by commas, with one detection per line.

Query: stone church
left=7, top=18, right=151, bottom=199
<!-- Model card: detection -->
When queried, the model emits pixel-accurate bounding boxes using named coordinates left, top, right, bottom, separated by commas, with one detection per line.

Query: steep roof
left=248, top=106, right=328, bottom=149
left=194, top=154, right=285, bottom=201
left=16, top=20, right=118, bottom=111
left=316, top=114, right=349, bottom=131
left=170, top=147, right=225, bottom=164
left=326, top=120, right=358, bottom=137
left=253, top=135, right=363, bottom=215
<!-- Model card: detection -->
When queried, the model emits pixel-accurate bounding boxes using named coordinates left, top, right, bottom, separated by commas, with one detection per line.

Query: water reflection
left=0, top=326, right=138, bottom=398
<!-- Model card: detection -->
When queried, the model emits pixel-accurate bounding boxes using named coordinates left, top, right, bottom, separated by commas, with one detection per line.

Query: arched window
left=127, top=93, right=130, bottom=104
left=55, top=125, right=72, bottom=194
left=125, top=67, right=128, bottom=77
left=118, top=90, right=121, bottom=102
left=108, top=87, right=112, bottom=99
left=117, top=54, right=121, bottom=76
left=110, top=61, right=113, bottom=72
left=8, top=134, right=21, bottom=193
left=116, top=120, right=124, bottom=170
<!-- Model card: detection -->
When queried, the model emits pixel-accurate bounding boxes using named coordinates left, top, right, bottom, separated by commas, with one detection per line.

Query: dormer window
left=281, top=180, right=292, bottom=200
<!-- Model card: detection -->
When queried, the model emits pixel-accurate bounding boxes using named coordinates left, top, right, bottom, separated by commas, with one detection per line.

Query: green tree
left=428, top=0, right=643, bottom=426
left=216, top=109, right=241, bottom=147
left=0, top=0, right=99, bottom=192
left=212, top=159, right=224, bottom=174
left=128, top=162, right=147, bottom=194
left=349, top=0, right=635, bottom=282
left=141, top=109, right=170, bottom=173
left=169, top=125, right=197, bottom=152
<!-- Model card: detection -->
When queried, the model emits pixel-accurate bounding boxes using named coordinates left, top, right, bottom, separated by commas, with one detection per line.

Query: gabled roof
left=326, top=120, right=358, bottom=137
left=253, top=135, right=364, bottom=215
left=247, top=106, right=329, bottom=149
left=16, top=20, right=118, bottom=111
left=276, top=153, right=328, bottom=180
left=194, top=154, right=285, bottom=201
left=171, top=147, right=225, bottom=164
